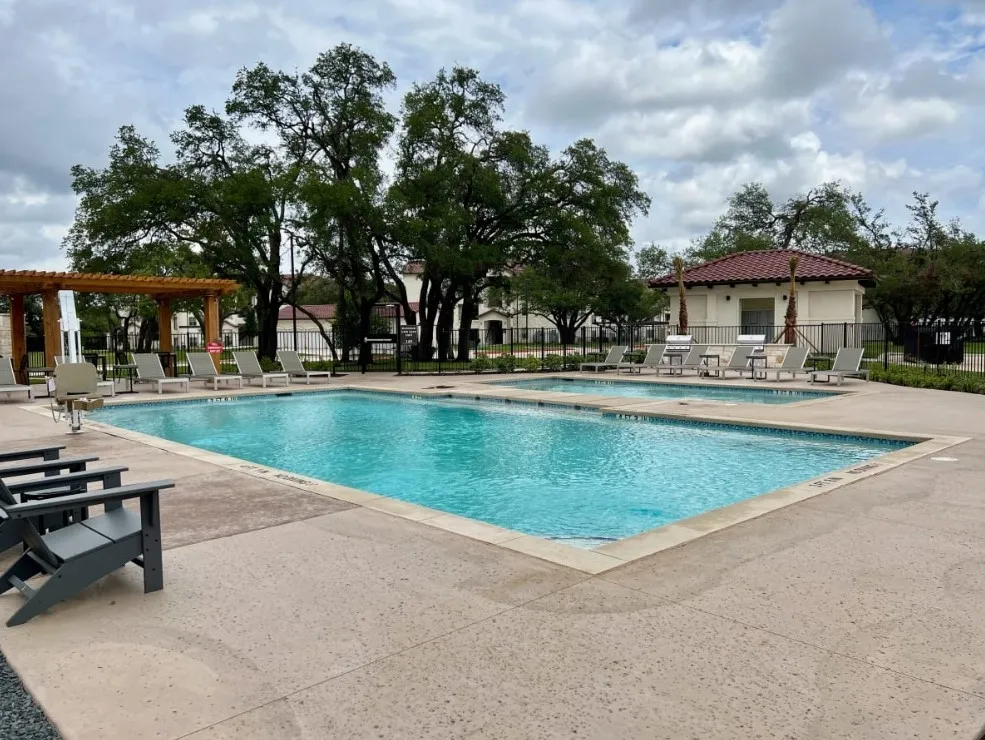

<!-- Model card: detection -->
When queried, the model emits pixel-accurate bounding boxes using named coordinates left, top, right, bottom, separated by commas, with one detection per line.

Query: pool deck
left=2, top=372, right=985, bottom=738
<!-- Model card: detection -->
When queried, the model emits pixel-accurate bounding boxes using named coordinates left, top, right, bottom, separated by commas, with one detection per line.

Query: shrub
left=471, top=354, right=492, bottom=373
left=306, top=360, right=334, bottom=372
left=564, top=354, right=586, bottom=370
left=259, top=356, right=280, bottom=373
left=542, top=354, right=564, bottom=371
left=520, top=356, right=542, bottom=372
left=494, top=354, right=518, bottom=373
left=870, top=365, right=985, bottom=395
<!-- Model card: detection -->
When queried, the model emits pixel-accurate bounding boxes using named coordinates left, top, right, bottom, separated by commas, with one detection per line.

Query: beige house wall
left=0, top=313, right=10, bottom=357
left=666, top=280, right=866, bottom=328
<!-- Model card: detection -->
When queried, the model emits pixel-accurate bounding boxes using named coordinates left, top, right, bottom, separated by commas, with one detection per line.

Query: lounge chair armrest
left=5, top=466, right=129, bottom=494
left=0, top=446, right=65, bottom=464
left=0, top=455, right=100, bottom=479
left=4, top=480, right=175, bottom=519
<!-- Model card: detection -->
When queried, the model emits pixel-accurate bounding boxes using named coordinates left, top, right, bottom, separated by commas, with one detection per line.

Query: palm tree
left=784, top=255, right=799, bottom=344
left=674, top=256, right=688, bottom=334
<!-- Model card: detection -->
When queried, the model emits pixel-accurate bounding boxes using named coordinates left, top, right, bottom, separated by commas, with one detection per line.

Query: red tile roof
left=648, top=249, right=872, bottom=288
left=277, top=304, right=402, bottom=321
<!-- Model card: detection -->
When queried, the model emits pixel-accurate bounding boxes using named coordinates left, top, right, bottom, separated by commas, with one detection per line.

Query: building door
left=485, top=320, right=504, bottom=345
left=740, top=298, right=775, bottom=336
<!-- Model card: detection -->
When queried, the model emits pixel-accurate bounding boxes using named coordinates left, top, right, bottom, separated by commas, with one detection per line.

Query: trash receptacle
left=902, top=326, right=964, bottom=364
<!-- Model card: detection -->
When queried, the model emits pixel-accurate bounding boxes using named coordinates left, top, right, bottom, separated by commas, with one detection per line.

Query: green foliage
left=871, top=365, right=985, bottom=395
left=520, top=356, right=542, bottom=372
left=305, top=360, right=334, bottom=372
left=258, top=357, right=281, bottom=373
left=470, top=354, right=492, bottom=372
left=494, top=354, right=518, bottom=373
left=542, top=354, right=564, bottom=371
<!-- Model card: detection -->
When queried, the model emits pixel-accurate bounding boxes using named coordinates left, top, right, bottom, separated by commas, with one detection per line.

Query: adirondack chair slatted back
left=278, top=351, right=306, bottom=374
left=187, top=352, right=218, bottom=377
left=832, top=348, right=865, bottom=371
left=134, top=353, right=166, bottom=380
left=233, top=351, right=264, bottom=375
left=781, top=346, right=810, bottom=369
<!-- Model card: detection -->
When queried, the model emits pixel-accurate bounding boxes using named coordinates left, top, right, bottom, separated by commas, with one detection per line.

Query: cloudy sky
left=1, top=0, right=983, bottom=270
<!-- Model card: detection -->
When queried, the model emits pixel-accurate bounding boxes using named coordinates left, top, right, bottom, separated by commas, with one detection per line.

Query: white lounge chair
left=54, top=356, right=116, bottom=397
left=659, top=345, right=710, bottom=375
left=809, top=348, right=869, bottom=386
left=580, top=346, right=628, bottom=373
left=233, top=351, right=290, bottom=387
left=618, top=344, right=666, bottom=374
left=277, top=350, right=330, bottom=384
left=717, top=346, right=755, bottom=378
left=774, top=346, right=811, bottom=381
left=0, top=357, right=32, bottom=401
left=133, top=353, right=190, bottom=394
left=186, top=352, right=243, bottom=391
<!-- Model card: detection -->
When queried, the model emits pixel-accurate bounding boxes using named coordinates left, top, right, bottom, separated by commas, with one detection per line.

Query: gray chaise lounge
left=186, top=352, right=243, bottom=391
left=774, top=346, right=811, bottom=381
left=233, top=351, right=290, bottom=387
left=277, top=350, right=331, bottom=384
left=0, top=357, right=32, bottom=401
left=133, top=354, right=190, bottom=394
left=580, top=345, right=628, bottom=373
left=809, top=348, right=869, bottom=386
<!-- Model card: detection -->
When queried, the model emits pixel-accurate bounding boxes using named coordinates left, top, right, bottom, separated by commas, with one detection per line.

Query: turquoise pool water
left=94, top=392, right=906, bottom=548
left=493, top=377, right=835, bottom=404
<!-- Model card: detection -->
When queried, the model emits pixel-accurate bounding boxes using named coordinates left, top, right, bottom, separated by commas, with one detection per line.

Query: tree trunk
left=436, top=291, right=457, bottom=361
left=456, top=290, right=478, bottom=362
left=417, top=276, right=442, bottom=361
left=255, top=291, right=280, bottom=360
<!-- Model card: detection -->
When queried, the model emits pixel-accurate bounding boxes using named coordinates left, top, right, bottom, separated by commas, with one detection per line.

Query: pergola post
left=41, top=289, right=61, bottom=369
left=157, top=298, right=172, bottom=352
left=203, top=293, right=221, bottom=370
left=9, top=294, right=26, bottom=372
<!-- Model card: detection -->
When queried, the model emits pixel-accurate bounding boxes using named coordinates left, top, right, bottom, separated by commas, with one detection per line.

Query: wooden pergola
left=0, top=270, right=240, bottom=370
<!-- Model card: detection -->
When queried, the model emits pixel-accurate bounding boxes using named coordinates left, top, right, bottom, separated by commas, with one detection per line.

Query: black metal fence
left=18, top=321, right=985, bottom=378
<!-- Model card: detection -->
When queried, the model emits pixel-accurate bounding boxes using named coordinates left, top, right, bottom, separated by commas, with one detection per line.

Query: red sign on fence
left=207, top=341, right=223, bottom=354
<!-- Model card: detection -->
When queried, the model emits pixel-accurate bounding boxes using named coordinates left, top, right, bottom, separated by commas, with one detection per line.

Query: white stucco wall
left=664, top=280, right=865, bottom=328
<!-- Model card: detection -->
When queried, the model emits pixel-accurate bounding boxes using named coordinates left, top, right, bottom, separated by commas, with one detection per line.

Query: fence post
left=581, top=326, right=586, bottom=357
left=541, top=331, right=545, bottom=362
left=883, top=325, right=889, bottom=370
left=396, top=325, right=402, bottom=375
left=510, top=327, right=514, bottom=357
left=843, top=322, right=848, bottom=348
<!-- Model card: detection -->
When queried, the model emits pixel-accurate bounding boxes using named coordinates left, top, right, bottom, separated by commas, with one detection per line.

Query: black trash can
left=902, top=326, right=964, bottom=364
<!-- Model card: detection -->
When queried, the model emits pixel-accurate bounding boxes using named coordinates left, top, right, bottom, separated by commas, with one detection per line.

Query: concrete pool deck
left=2, top=373, right=985, bottom=737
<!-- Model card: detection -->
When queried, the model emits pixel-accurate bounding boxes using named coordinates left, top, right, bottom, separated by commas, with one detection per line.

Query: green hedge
left=871, top=365, right=985, bottom=395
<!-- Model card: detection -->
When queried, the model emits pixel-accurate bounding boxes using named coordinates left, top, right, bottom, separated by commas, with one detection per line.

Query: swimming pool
left=94, top=392, right=906, bottom=548
left=493, top=377, right=836, bottom=404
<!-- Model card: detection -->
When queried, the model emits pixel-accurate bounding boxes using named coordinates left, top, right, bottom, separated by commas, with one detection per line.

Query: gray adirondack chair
left=0, top=465, right=127, bottom=554
left=277, top=350, right=330, bottom=384
left=0, top=477, right=174, bottom=626
left=186, top=352, right=243, bottom=391
left=233, top=351, right=290, bottom=387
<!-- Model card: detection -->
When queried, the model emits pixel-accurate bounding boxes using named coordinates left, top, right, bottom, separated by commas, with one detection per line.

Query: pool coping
left=19, top=384, right=968, bottom=575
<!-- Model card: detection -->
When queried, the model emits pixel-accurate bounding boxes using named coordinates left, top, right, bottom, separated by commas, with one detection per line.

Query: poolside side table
left=698, top=353, right=720, bottom=378
left=115, top=364, right=139, bottom=394
left=748, top=354, right=769, bottom=381
left=667, top=353, right=684, bottom=376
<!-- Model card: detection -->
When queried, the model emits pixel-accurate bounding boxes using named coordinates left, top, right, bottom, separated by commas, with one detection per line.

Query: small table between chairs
left=698, top=353, right=721, bottom=378
left=748, top=354, right=769, bottom=381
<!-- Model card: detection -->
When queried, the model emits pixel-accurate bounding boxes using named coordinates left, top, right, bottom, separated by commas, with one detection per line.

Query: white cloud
left=0, top=0, right=982, bottom=271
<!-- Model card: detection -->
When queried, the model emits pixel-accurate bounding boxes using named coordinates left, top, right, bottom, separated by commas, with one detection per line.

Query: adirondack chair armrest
left=4, top=480, right=175, bottom=519
left=0, top=446, right=65, bottom=464
left=4, top=466, right=129, bottom=494
left=0, top=455, right=100, bottom=479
